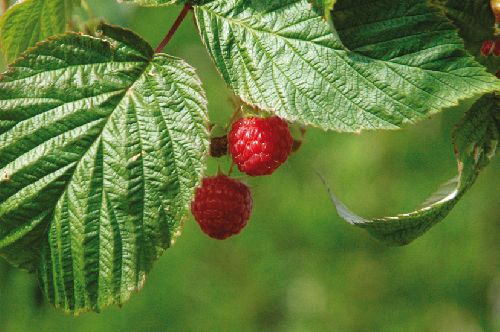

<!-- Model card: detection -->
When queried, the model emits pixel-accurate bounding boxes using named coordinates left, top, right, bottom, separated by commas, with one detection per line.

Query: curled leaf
left=326, top=94, right=499, bottom=245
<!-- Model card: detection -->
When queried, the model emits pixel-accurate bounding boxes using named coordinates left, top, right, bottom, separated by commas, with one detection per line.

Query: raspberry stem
left=155, top=4, right=192, bottom=54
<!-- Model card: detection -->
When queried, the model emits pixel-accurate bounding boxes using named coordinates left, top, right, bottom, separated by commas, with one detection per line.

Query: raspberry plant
left=0, top=0, right=498, bottom=314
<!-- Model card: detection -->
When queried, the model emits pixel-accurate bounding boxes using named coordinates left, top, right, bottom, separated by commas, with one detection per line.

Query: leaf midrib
left=198, top=5, right=416, bottom=126
left=0, top=56, right=153, bottom=251
left=0, top=61, right=144, bottom=87
left=198, top=3, right=496, bottom=82
left=196, top=4, right=340, bottom=50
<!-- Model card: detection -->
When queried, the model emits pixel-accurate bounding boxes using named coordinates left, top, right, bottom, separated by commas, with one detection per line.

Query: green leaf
left=309, top=0, right=337, bottom=19
left=0, top=24, right=209, bottom=313
left=118, top=0, right=214, bottom=6
left=0, top=0, right=78, bottom=63
left=430, top=0, right=500, bottom=73
left=325, top=94, right=499, bottom=246
left=195, top=0, right=499, bottom=132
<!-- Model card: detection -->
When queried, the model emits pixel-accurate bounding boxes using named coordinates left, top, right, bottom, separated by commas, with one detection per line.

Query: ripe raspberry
left=481, top=40, right=494, bottom=56
left=229, top=116, right=294, bottom=176
left=191, top=175, right=252, bottom=240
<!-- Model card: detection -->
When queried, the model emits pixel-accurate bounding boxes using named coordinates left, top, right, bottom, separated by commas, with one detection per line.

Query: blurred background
left=0, top=2, right=499, bottom=331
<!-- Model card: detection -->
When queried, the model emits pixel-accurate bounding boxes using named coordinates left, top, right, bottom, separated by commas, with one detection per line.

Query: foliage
left=196, top=0, right=497, bottom=131
left=0, top=0, right=79, bottom=62
left=0, top=0, right=498, bottom=314
left=326, top=94, right=498, bottom=245
left=0, top=23, right=208, bottom=313
left=325, top=0, right=500, bottom=245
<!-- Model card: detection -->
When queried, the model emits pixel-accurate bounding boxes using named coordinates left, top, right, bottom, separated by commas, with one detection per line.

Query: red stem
left=155, top=4, right=192, bottom=53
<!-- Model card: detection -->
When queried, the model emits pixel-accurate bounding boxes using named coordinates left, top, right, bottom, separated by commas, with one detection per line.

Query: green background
left=0, top=2, right=499, bottom=331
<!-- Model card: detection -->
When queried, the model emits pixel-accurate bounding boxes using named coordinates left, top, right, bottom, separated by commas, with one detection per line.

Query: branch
left=155, top=4, right=192, bottom=54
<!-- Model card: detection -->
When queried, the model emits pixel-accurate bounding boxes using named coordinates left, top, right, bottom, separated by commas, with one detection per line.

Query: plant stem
left=155, top=4, right=192, bottom=54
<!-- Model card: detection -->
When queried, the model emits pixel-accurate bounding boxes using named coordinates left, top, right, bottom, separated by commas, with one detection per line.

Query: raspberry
left=229, top=116, right=294, bottom=176
left=481, top=40, right=494, bottom=56
left=191, top=175, right=252, bottom=240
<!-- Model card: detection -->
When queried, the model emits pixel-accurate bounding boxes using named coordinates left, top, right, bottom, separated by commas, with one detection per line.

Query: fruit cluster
left=191, top=116, right=294, bottom=240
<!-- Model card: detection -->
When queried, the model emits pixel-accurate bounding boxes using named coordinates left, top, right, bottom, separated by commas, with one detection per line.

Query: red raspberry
left=481, top=40, right=494, bottom=56
left=191, top=175, right=252, bottom=240
left=229, top=116, right=294, bottom=176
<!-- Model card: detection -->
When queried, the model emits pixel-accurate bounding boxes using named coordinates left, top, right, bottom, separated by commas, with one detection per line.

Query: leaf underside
left=0, top=24, right=209, bottom=313
left=326, top=94, right=499, bottom=246
left=0, top=0, right=76, bottom=63
left=322, top=0, right=499, bottom=245
left=195, top=0, right=499, bottom=132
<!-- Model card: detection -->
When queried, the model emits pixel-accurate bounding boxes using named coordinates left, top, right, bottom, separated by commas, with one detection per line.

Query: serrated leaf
left=325, top=94, right=499, bottom=246
left=430, top=0, right=500, bottom=73
left=309, top=0, right=337, bottom=19
left=195, top=0, right=499, bottom=132
left=118, top=0, right=214, bottom=6
left=0, top=24, right=209, bottom=313
left=0, top=0, right=78, bottom=63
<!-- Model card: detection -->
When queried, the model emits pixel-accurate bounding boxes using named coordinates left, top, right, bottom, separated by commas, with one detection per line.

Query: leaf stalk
left=155, top=4, right=192, bottom=53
